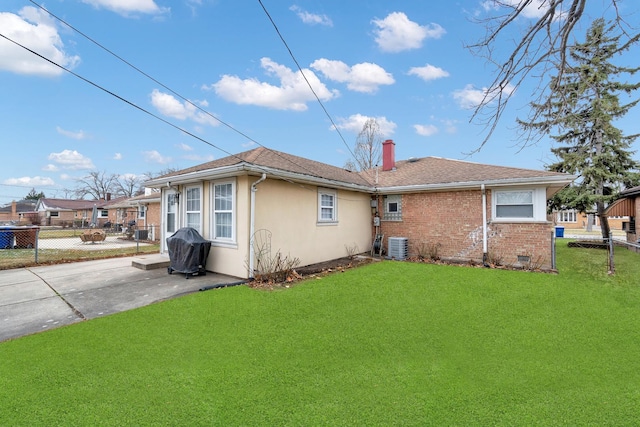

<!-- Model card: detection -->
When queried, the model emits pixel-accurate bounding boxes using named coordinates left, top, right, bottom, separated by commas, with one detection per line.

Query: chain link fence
left=0, top=225, right=161, bottom=270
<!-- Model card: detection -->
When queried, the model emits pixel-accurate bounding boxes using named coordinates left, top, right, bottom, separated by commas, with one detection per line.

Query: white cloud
left=42, top=164, right=58, bottom=172
left=310, top=59, right=394, bottom=93
left=290, top=5, right=333, bottom=26
left=150, top=90, right=219, bottom=126
left=81, top=0, right=169, bottom=17
left=0, top=7, right=80, bottom=77
left=452, top=83, right=515, bottom=109
left=176, top=143, right=193, bottom=151
left=408, top=64, right=450, bottom=81
left=334, top=114, right=397, bottom=136
left=206, top=58, right=338, bottom=111
left=48, top=149, right=95, bottom=170
left=56, top=126, right=88, bottom=140
left=113, top=153, right=123, bottom=160
left=3, top=176, right=55, bottom=186
left=143, top=150, right=172, bottom=164
left=372, top=12, right=445, bottom=53
left=414, top=124, right=439, bottom=137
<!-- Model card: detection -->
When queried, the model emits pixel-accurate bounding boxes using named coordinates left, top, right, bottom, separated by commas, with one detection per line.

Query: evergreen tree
left=25, top=188, right=45, bottom=201
left=518, top=19, right=640, bottom=239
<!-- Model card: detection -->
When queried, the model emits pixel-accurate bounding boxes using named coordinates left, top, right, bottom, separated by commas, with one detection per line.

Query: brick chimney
left=11, top=201, right=17, bottom=220
left=382, top=139, right=395, bottom=171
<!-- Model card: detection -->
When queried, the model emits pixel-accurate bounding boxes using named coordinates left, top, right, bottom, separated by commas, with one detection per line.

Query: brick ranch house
left=146, top=140, right=574, bottom=279
left=605, top=185, right=640, bottom=248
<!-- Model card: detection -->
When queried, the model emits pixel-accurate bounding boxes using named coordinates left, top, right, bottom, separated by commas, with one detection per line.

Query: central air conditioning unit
left=388, top=237, right=408, bottom=260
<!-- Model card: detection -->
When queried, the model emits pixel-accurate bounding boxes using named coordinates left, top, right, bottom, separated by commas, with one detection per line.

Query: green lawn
left=1, top=241, right=640, bottom=426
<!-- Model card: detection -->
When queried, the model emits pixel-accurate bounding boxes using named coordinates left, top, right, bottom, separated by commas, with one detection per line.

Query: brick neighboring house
left=0, top=200, right=37, bottom=223
left=146, top=140, right=574, bottom=278
left=553, top=209, right=628, bottom=231
left=36, top=195, right=126, bottom=227
left=104, top=190, right=161, bottom=240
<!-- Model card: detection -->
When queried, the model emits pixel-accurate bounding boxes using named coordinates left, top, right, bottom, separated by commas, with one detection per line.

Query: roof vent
left=408, top=157, right=419, bottom=163
left=388, top=237, right=408, bottom=260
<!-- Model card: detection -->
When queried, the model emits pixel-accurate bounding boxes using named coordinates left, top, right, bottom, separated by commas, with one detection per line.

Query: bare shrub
left=417, top=242, right=442, bottom=261
left=250, top=250, right=301, bottom=284
left=345, top=243, right=359, bottom=259
left=485, top=251, right=503, bottom=267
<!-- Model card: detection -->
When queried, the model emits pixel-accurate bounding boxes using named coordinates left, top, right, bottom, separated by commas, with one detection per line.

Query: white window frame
left=98, top=210, right=109, bottom=218
left=184, top=184, right=203, bottom=233
left=492, top=188, right=546, bottom=222
left=211, top=179, right=236, bottom=244
left=557, top=209, right=577, bottom=223
left=317, top=188, right=338, bottom=224
left=138, top=206, right=146, bottom=219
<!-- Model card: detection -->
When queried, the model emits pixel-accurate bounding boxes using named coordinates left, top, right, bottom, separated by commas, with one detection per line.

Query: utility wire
left=26, top=0, right=355, bottom=187
left=257, top=0, right=374, bottom=187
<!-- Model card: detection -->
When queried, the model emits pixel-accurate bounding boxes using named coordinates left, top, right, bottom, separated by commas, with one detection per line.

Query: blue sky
left=1, top=0, right=639, bottom=204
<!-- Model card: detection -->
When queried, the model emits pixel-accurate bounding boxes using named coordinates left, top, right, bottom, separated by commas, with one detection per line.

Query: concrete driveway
left=0, top=255, right=241, bottom=342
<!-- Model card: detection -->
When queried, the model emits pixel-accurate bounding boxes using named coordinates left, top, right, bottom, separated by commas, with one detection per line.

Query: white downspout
left=481, top=184, right=488, bottom=266
left=249, top=173, right=267, bottom=278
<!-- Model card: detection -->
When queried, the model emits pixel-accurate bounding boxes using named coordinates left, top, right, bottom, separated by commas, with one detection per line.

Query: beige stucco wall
left=253, top=178, right=372, bottom=269
left=162, top=175, right=371, bottom=279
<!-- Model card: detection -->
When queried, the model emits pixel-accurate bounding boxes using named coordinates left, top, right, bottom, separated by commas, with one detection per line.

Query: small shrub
left=485, top=251, right=503, bottom=267
left=417, top=242, right=442, bottom=261
left=250, top=250, right=301, bottom=284
left=345, top=243, right=359, bottom=259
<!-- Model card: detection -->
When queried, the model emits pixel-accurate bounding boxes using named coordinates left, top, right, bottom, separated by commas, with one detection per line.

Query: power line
left=26, top=0, right=357, bottom=188
left=256, top=0, right=374, bottom=187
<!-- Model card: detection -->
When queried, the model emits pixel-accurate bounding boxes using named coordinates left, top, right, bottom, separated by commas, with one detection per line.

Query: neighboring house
left=145, top=140, right=574, bottom=279
left=103, top=190, right=161, bottom=240
left=0, top=200, right=37, bottom=223
left=554, top=209, right=628, bottom=231
left=605, top=186, right=640, bottom=245
left=36, top=195, right=123, bottom=227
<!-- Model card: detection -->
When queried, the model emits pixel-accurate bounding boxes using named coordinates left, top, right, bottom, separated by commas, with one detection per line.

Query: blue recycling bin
left=555, top=226, right=565, bottom=238
left=0, top=227, right=15, bottom=249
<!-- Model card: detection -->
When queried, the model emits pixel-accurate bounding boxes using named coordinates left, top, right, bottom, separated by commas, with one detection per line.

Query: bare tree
left=352, top=118, right=383, bottom=171
left=74, top=171, right=118, bottom=200
left=114, top=174, right=144, bottom=197
left=467, top=0, right=634, bottom=151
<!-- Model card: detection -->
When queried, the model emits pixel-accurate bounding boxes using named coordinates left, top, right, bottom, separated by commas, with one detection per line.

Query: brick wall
left=376, top=189, right=554, bottom=269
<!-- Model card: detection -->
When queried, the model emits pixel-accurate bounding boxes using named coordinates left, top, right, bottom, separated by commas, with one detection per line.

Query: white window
left=383, top=195, right=402, bottom=221
left=557, top=209, right=577, bottom=223
left=185, top=186, right=202, bottom=233
left=318, top=189, right=337, bottom=223
left=492, top=188, right=547, bottom=222
left=166, top=193, right=178, bottom=234
left=495, top=190, right=534, bottom=218
left=99, top=210, right=109, bottom=218
left=50, top=211, right=59, bottom=217
left=212, top=180, right=235, bottom=241
left=138, top=206, right=146, bottom=219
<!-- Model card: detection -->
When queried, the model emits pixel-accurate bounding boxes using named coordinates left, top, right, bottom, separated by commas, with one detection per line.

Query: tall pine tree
left=518, top=18, right=640, bottom=239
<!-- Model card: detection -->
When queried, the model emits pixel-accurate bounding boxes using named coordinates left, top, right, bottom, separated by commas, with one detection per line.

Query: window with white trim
left=557, top=209, right=577, bottom=223
left=318, top=189, right=337, bottom=223
left=138, top=206, right=146, bottom=219
left=185, top=186, right=201, bottom=233
left=212, top=180, right=235, bottom=241
left=494, top=190, right=534, bottom=219
left=383, top=195, right=402, bottom=221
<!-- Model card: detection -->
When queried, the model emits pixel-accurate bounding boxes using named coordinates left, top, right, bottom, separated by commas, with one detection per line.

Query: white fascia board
left=376, top=175, right=576, bottom=194
left=145, top=163, right=372, bottom=193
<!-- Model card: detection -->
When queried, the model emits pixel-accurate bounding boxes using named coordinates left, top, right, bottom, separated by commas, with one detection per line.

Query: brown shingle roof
left=159, top=147, right=372, bottom=187
left=370, top=157, right=571, bottom=188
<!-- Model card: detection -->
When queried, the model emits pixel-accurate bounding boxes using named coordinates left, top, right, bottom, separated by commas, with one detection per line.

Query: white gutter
left=249, top=173, right=267, bottom=278
left=481, top=184, right=488, bottom=265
